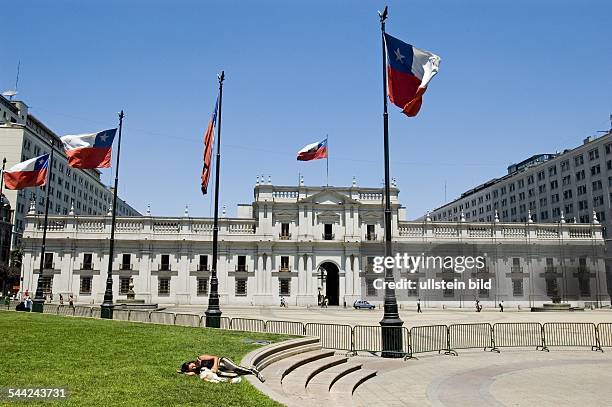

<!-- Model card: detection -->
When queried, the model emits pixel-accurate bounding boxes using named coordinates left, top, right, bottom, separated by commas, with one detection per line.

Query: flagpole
left=378, top=6, right=404, bottom=358
left=205, top=71, right=225, bottom=328
left=326, top=135, right=329, bottom=187
left=101, top=110, right=124, bottom=319
left=0, top=158, right=6, bottom=198
left=32, top=144, right=55, bottom=313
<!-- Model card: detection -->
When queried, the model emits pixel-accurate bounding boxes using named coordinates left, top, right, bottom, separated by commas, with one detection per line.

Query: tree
left=0, top=249, right=22, bottom=295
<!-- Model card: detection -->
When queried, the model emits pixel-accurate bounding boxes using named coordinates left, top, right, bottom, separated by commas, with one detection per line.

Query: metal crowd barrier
left=597, top=323, right=612, bottom=348
left=265, top=320, right=304, bottom=336
left=542, top=322, right=602, bottom=352
left=220, top=316, right=231, bottom=329
left=305, top=322, right=353, bottom=351
left=11, top=306, right=612, bottom=358
left=73, top=306, right=93, bottom=318
left=149, top=311, right=175, bottom=325
left=175, top=313, right=200, bottom=327
left=353, top=325, right=410, bottom=357
left=493, top=322, right=544, bottom=350
left=230, top=317, right=266, bottom=333
left=128, top=310, right=151, bottom=323
left=449, top=323, right=498, bottom=352
left=409, top=325, right=451, bottom=356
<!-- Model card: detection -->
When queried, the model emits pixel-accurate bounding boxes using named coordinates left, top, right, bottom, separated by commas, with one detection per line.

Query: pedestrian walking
left=59, top=294, right=64, bottom=305
left=499, top=300, right=504, bottom=312
left=68, top=294, right=74, bottom=308
left=417, top=299, right=422, bottom=313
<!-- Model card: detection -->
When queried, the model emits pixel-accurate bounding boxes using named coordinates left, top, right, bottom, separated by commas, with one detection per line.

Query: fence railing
left=1, top=304, right=609, bottom=357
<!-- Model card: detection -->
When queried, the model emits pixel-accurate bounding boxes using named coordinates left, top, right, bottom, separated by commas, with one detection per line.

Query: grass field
left=0, top=311, right=291, bottom=406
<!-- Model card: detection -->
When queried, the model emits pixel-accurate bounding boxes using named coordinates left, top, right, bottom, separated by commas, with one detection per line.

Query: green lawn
left=0, top=311, right=290, bottom=406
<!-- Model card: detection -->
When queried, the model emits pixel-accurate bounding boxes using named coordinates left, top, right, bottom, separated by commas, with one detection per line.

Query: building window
left=280, top=256, right=290, bottom=272
left=120, top=277, right=130, bottom=294
left=574, top=155, right=584, bottom=166
left=512, top=279, right=523, bottom=296
left=160, top=254, right=170, bottom=271
left=80, top=276, right=92, bottom=295
left=366, top=279, right=377, bottom=296
left=197, top=278, right=208, bottom=296
left=280, top=223, right=290, bottom=239
left=158, top=278, right=170, bottom=296
left=589, top=148, right=599, bottom=161
left=44, top=253, right=54, bottom=269
left=408, top=279, right=418, bottom=297
left=591, top=164, right=601, bottom=176
left=198, top=255, right=208, bottom=271
left=121, top=254, right=131, bottom=270
left=443, top=280, right=454, bottom=298
left=82, top=253, right=93, bottom=270
left=235, top=279, right=247, bottom=296
left=323, top=224, right=334, bottom=240
left=236, top=255, right=247, bottom=272
left=366, top=224, right=376, bottom=240
left=279, top=279, right=291, bottom=296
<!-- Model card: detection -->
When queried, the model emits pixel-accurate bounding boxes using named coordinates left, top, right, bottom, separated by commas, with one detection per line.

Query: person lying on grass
left=180, top=354, right=266, bottom=383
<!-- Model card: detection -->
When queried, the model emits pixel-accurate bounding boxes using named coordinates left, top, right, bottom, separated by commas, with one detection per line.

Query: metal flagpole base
left=205, top=309, right=222, bottom=328
left=100, top=303, right=114, bottom=319
left=31, top=299, right=44, bottom=313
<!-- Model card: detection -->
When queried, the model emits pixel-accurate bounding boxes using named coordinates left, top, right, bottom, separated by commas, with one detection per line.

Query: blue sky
left=1, top=0, right=610, bottom=218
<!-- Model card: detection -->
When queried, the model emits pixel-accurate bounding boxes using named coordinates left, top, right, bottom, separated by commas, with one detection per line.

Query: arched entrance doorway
left=319, top=262, right=340, bottom=306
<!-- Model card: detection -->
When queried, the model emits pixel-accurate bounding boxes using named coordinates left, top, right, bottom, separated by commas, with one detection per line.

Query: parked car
left=353, top=300, right=375, bottom=310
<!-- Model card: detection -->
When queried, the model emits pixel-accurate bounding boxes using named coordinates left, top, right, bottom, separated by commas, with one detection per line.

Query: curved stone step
left=248, top=336, right=320, bottom=369
left=260, top=349, right=336, bottom=399
left=306, top=362, right=363, bottom=394
left=280, top=349, right=336, bottom=381
left=281, top=355, right=348, bottom=396
left=257, top=343, right=322, bottom=370
left=329, top=368, right=377, bottom=395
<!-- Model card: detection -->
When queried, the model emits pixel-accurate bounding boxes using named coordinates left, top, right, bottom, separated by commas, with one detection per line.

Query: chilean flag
left=384, top=33, right=440, bottom=117
left=60, top=129, right=116, bottom=169
left=3, top=154, right=49, bottom=190
left=297, top=139, right=328, bottom=161
left=201, top=99, right=218, bottom=195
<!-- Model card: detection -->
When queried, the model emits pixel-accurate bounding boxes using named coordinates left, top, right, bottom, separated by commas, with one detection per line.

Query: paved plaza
left=164, top=304, right=612, bottom=326
left=352, top=350, right=612, bottom=406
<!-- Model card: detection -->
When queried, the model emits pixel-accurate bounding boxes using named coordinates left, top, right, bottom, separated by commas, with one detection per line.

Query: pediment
left=298, top=189, right=358, bottom=205
left=317, top=210, right=341, bottom=223
left=360, top=211, right=383, bottom=222
left=273, top=210, right=298, bottom=222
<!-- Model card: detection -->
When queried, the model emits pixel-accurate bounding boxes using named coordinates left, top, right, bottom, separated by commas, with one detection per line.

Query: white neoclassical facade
left=20, top=182, right=611, bottom=308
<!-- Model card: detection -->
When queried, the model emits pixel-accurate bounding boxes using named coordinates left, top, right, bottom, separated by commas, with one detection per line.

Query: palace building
left=19, top=180, right=610, bottom=308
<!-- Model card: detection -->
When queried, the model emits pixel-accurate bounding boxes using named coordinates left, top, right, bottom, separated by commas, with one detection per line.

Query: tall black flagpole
left=205, top=71, right=225, bottom=328
left=101, top=110, right=125, bottom=319
left=378, top=6, right=404, bottom=358
left=326, top=134, right=329, bottom=187
left=32, top=145, right=55, bottom=313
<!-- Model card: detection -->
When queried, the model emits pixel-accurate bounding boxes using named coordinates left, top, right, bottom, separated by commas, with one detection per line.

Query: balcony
left=43, top=262, right=55, bottom=270
left=80, top=263, right=94, bottom=271
left=279, top=233, right=292, bottom=240
left=120, top=263, right=133, bottom=271
left=235, top=265, right=248, bottom=272
left=279, top=267, right=291, bottom=272
left=510, top=266, right=523, bottom=273
left=366, top=233, right=377, bottom=241
left=158, top=264, right=172, bottom=272
left=322, top=233, right=335, bottom=240
left=197, top=264, right=209, bottom=272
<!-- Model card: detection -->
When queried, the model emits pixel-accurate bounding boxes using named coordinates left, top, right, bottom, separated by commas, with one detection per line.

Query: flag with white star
left=384, top=33, right=440, bottom=117
left=3, top=153, right=50, bottom=190
left=61, top=129, right=117, bottom=169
